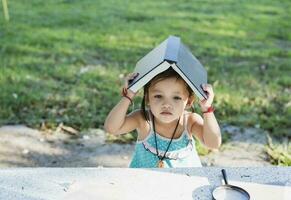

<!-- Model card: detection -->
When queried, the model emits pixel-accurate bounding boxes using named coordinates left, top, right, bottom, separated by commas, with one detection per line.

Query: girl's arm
left=104, top=73, right=140, bottom=135
left=191, top=84, right=221, bottom=149
left=104, top=99, right=141, bottom=135
left=201, top=112, right=221, bottom=149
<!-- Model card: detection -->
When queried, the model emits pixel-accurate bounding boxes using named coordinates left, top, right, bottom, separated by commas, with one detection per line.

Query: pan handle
left=221, top=169, right=228, bottom=185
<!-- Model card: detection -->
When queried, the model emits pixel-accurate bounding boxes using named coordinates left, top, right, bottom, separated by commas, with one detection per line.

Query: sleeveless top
left=129, top=111, right=202, bottom=168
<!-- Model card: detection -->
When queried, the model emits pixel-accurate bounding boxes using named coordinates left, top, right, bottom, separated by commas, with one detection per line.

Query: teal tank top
left=129, top=112, right=202, bottom=168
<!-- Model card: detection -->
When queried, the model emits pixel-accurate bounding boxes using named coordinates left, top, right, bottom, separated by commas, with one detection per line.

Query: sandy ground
left=0, top=124, right=272, bottom=167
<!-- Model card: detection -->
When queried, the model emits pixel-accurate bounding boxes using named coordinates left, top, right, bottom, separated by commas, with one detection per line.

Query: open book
left=128, top=35, right=208, bottom=100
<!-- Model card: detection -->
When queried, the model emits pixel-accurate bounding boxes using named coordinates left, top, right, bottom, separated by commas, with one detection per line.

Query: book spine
left=164, top=36, right=180, bottom=63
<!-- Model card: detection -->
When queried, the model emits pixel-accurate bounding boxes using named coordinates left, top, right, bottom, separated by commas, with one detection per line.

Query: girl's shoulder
left=184, top=111, right=203, bottom=122
left=129, top=109, right=150, bottom=128
left=130, top=109, right=147, bottom=123
left=184, top=111, right=203, bottom=132
left=130, top=109, right=151, bottom=140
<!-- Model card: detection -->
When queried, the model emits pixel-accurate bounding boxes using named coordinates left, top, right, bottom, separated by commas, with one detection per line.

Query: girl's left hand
left=199, top=84, right=215, bottom=112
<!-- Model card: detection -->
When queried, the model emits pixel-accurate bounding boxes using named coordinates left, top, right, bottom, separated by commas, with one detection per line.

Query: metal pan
left=212, top=169, right=250, bottom=200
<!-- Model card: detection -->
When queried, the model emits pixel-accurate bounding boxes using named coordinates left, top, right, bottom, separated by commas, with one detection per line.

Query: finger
left=125, top=73, right=135, bottom=82
left=129, top=73, right=139, bottom=83
left=200, top=99, right=207, bottom=104
left=203, top=84, right=214, bottom=97
left=125, top=73, right=139, bottom=88
left=134, top=72, right=139, bottom=77
left=130, top=72, right=139, bottom=78
left=128, top=73, right=139, bottom=82
left=202, top=84, right=213, bottom=91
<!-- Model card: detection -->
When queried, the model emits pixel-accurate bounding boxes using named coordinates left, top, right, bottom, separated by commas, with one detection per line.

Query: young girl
left=104, top=68, right=221, bottom=168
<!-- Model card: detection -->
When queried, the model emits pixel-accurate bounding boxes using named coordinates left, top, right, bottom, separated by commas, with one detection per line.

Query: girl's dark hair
left=141, top=68, right=195, bottom=122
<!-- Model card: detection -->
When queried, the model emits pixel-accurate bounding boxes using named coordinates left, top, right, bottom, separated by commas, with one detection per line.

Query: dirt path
left=0, top=125, right=272, bottom=167
left=201, top=125, right=271, bottom=166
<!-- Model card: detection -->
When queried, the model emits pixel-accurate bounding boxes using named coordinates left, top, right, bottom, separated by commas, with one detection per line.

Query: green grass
left=0, top=0, right=290, bottom=163
left=266, top=135, right=291, bottom=166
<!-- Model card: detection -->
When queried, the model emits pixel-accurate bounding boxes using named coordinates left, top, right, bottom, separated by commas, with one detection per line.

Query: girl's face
left=148, top=78, right=191, bottom=124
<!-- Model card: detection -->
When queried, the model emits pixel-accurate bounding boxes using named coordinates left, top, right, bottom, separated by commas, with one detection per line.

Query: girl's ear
left=186, top=95, right=195, bottom=109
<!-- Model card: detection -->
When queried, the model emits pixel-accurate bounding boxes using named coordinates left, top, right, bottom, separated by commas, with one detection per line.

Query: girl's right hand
left=124, top=73, right=139, bottom=99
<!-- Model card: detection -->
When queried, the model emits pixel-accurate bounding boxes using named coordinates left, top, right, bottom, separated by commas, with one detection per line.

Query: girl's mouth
left=160, top=111, right=172, bottom=115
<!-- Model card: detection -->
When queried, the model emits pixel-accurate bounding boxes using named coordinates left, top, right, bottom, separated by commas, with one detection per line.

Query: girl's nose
left=162, top=101, right=172, bottom=109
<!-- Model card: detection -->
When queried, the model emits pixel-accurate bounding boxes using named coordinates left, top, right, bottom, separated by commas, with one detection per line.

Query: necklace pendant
left=157, top=160, right=164, bottom=168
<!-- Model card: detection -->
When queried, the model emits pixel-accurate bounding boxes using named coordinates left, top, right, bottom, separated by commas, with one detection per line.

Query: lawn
left=0, top=0, right=290, bottom=164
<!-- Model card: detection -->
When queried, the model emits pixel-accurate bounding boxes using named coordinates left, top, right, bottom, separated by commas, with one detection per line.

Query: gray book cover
left=128, top=35, right=208, bottom=100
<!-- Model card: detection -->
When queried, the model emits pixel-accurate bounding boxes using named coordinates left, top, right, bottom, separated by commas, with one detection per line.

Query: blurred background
left=0, top=0, right=290, bottom=167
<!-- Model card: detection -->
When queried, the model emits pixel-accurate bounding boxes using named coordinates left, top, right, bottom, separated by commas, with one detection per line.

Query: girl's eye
left=154, top=95, right=162, bottom=99
left=174, top=96, right=182, bottom=100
